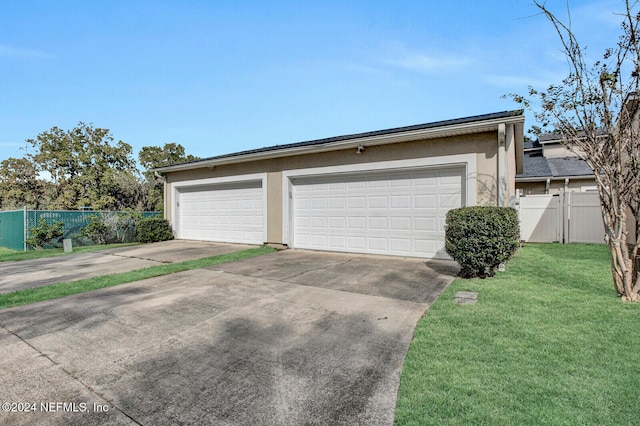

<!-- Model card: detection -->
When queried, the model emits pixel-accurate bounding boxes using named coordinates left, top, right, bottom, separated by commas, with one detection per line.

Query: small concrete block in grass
left=454, top=291, right=478, bottom=305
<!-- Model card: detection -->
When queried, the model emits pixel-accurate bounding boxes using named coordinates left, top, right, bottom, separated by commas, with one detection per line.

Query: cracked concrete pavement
left=0, top=248, right=458, bottom=425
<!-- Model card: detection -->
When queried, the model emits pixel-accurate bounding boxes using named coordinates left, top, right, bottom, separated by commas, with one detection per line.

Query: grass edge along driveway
left=0, top=243, right=139, bottom=262
left=0, top=246, right=275, bottom=310
left=394, top=243, right=640, bottom=425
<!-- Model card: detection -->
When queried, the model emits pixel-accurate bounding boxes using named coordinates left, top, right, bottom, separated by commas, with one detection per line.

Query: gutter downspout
left=497, top=123, right=506, bottom=206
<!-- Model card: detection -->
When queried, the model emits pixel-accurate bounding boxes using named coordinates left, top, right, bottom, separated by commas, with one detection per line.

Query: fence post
left=555, top=194, right=562, bottom=243
left=564, top=192, right=573, bottom=244
left=564, top=191, right=569, bottom=244
left=23, top=206, right=27, bottom=251
left=557, top=192, right=564, bottom=244
left=513, top=190, right=521, bottom=240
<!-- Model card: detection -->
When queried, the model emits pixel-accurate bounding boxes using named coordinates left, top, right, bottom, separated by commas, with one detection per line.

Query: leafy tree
left=108, top=171, right=148, bottom=211
left=0, top=157, right=49, bottom=209
left=26, top=122, right=143, bottom=210
left=509, top=1, right=640, bottom=301
left=139, top=143, right=199, bottom=210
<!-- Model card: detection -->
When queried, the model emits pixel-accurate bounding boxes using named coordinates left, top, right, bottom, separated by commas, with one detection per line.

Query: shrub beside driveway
left=395, top=243, right=640, bottom=425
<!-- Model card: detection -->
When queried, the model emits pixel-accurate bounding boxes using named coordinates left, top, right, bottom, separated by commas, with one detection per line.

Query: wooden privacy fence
left=516, top=191, right=605, bottom=244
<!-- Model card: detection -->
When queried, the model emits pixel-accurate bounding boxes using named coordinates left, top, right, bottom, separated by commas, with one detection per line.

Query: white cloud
left=390, top=53, right=470, bottom=73
left=383, top=43, right=471, bottom=74
left=0, top=44, right=52, bottom=59
left=543, top=47, right=570, bottom=63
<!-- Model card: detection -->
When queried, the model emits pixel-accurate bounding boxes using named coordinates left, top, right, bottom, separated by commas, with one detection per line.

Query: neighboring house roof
left=517, top=151, right=594, bottom=180
left=538, top=129, right=608, bottom=144
left=547, top=157, right=593, bottom=177
left=155, top=110, right=525, bottom=173
left=518, top=131, right=595, bottom=181
left=538, top=133, right=562, bottom=144
left=523, top=139, right=542, bottom=151
left=518, top=153, right=552, bottom=178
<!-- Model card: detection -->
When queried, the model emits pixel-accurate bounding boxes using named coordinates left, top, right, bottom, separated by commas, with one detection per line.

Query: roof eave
left=155, top=114, right=525, bottom=173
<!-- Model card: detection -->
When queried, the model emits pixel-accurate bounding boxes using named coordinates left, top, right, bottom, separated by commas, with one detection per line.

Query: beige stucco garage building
left=155, top=110, right=525, bottom=259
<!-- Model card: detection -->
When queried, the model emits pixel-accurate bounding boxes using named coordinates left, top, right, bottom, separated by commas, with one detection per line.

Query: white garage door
left=292, top=167, right=464, bottom=258
left=176, top=180, right=264, bottom=244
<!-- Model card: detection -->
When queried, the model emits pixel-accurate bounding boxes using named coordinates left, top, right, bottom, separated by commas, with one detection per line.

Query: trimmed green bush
left=135, top=217, right=174, bottom=243
left=26, top=219, right=64, bottom=250
left=445, top=206, right=520, bottom=278
left=80, top=215, right=110, bottom=245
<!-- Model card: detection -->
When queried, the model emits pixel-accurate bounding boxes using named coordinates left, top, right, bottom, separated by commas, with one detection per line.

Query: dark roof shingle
left=547, top=157, right=593, bottom=177
left=523, top=139, right=542, bottom=150
left=518, top=153, right=553, bottom=178
left=517, top=152, right=594, bottom=179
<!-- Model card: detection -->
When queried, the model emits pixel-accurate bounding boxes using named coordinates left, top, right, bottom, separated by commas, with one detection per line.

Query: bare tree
left=510, top=1, right=640, bottom=300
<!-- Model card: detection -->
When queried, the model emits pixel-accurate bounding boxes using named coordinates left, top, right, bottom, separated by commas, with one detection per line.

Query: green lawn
left=0, top=246, right=275, bottom=310
left=0, top=243, right=139, bottom=262
left=395, top=243, right=640, bottom=425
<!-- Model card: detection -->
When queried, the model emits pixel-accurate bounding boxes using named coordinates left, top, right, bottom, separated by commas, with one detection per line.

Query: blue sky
left=0, top=0, right=622, bottom=164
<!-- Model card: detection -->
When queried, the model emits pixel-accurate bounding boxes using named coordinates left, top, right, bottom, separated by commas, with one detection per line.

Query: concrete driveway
left=0, top=240, right=255, bottom=294
left=0, top=249, right=458, bottom=425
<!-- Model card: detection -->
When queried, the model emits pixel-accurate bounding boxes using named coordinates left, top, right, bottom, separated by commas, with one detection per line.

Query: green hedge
left=135, top=217, right=174, bottom=243
left=445, top=206, right=520, bottom=278
left=25, top=219, right=64, bottom=250
left=80, top=215, right=110, bottom=245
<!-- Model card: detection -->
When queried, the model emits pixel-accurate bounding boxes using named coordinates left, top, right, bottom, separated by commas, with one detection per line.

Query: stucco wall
left=516, top=178, right=597, bottom=195
left=505, top=124, right=517, bottom=206
left=165, top=130, right=507, bottom=244
left=266, top=172, right=282, bottom=242
left=543, top=144, right=584, bottom=158
left=474, top=136, right=499, bottom=206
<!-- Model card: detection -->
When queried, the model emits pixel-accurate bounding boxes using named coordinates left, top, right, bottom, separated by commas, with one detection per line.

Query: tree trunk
left=609, top=243, right=625, bottom=296
left=603, top=198, right=639, bottom=300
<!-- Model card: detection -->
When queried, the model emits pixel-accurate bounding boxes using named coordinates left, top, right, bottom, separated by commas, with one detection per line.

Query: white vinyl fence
left=516, top=191, right=605, bottom=244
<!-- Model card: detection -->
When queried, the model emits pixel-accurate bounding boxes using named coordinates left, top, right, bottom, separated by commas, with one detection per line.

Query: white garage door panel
left=178, top=181, right=264, bottom=244
left=292, top=168, right=463, bottom=258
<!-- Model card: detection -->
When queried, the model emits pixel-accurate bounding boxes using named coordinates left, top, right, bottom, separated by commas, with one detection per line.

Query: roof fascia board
left=157, top=115, right=524, bottom=173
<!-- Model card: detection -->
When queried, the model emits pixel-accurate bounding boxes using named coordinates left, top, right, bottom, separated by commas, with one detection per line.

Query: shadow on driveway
left=213, top=250, right=460, bottom=303
left=0, top=249, right=458, bottom=425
